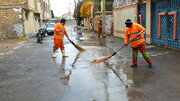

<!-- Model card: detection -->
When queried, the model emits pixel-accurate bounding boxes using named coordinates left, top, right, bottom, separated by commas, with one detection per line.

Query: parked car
left=46, top=23, right=55, bottom=35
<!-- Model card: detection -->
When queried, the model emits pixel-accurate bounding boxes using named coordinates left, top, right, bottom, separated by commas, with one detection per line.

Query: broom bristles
left=73, top=43, right=86, bottom=51
left=94, top=55, right=112, bottom=63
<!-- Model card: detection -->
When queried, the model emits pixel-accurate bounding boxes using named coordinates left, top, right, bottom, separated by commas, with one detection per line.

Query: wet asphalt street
left=0, top=25, right=180, bottom=101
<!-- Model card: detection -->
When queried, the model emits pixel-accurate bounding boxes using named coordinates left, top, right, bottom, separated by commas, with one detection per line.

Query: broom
left=83, top=32, right=93, bottom=37
left=70, top=41, right=86, bottom=51
left=94, top=30, right=145, bottom=63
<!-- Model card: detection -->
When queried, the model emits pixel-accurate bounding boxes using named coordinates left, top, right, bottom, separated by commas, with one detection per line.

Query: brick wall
left=0, top=0, right=27, bottom=6
left=0, top=0, right=49, bottom=38
left=0, top=8, right=24, bottom=38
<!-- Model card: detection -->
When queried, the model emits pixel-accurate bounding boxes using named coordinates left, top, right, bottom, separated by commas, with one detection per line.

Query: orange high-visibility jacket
left=124, top=22, right=146, bottom=48
left=53, top=22, right=69, bottom=39
left=98, top=21, right=102, bottom=29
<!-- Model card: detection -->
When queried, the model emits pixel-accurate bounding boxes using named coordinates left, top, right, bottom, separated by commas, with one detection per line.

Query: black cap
left=60, top=18, right=67, bottom=23
left=125, top=19, right=132, bottom=24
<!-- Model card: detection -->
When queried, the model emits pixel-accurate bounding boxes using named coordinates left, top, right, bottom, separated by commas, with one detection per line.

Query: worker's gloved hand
left=137, top=34, right=141, bottom=37
left=124, top=43, right=128, bottom=46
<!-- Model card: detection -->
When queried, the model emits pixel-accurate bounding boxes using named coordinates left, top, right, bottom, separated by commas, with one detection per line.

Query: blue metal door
left=138, top=4, right=146, bottom=40
left=152, top=0, right=180, bottom=48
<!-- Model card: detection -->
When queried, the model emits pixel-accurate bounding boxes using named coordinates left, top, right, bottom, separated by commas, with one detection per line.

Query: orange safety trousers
left=132, top=44, right=152, bottom=65
left=98, top=22, right=102, bottom=37
left=53, top=38, right=64, bottom=50
left=98, top=28, right=102, bottom=37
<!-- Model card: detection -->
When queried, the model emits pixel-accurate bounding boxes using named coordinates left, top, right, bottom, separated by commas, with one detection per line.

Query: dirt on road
left=0, top=37, right=29, bottom=53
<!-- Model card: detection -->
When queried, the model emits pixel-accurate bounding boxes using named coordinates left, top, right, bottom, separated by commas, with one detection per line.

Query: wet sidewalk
left=0, top=26, right=180, bottom=101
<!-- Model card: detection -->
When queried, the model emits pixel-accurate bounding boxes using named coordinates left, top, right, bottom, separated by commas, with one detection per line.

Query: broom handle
left=71, top=41, right=75, bottom=45
left=112, top=30, right=145, bottom=56
left=67, top=38, right=74, bottom=45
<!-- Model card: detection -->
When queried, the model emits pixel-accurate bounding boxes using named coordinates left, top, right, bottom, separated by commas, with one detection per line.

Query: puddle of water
left=149, top=51, right=168, bottom=57
left=60, top=70, right=72, bottom=85
left=127, top=89, right=146, bottom=101
left=146, top=46, right=155, bottom=49
left=54, top=33, right=152, bottom=101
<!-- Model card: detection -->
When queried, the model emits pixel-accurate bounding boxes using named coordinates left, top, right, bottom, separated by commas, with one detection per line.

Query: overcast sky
left=49, top=0, right=78, bottom=17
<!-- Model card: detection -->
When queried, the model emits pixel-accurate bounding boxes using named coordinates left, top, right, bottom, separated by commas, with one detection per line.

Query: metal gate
left=152, top=0, right=180, bottom=48
left=138, top=4, right=146, bottom=39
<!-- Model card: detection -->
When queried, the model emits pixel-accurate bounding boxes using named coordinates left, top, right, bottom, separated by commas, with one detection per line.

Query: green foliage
left=80, top=1, right=95, bottom=18
left=80, top=0, right=114, bottom=11
left=74, top=1, right=84, bottom=25
left=81, top=0, right=113, bottom=11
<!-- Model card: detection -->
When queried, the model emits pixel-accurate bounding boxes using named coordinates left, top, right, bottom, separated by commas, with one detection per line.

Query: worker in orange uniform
left=52, top=18, right=72, bottom=58
left=98, top=19, right=102, bottom=38
left=124, top=19, right=152, bottom=68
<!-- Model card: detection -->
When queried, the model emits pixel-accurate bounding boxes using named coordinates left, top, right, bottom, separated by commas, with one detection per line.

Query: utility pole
left=91, top=4, right=94, bottom=30
left=102, top=0, right=106, bottom=38
left=74, top=0, right=78, bottom=27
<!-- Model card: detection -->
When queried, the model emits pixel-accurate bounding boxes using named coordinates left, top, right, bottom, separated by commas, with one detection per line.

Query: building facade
left=62, top=12, right=74, bottom=20
left=113, top=0, right=140, bottom=40
left=41, top=0, right=51, bottom=21
left=151, top=0, right=180, bottom=48
left=0, top=0, right=51, bottom=38
left=113, top=0, right=180, bottom=48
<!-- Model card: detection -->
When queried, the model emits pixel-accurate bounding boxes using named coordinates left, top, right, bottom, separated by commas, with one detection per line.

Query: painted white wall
left=113, top=6, right=137, bottom=38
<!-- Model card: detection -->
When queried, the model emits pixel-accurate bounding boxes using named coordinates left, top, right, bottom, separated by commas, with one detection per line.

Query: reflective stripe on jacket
left=124, top=22, right=146, bottom=48
left=53, top=22, right=69, bottom=39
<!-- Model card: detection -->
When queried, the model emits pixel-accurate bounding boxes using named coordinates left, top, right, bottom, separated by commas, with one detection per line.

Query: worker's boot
left=148, top=63, right=153, bottom=68
left=130, top=64, right=137, bottom=68
left=52, top=50, right=56, bottom=58
left=62, top=50, right=68, bottom=57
